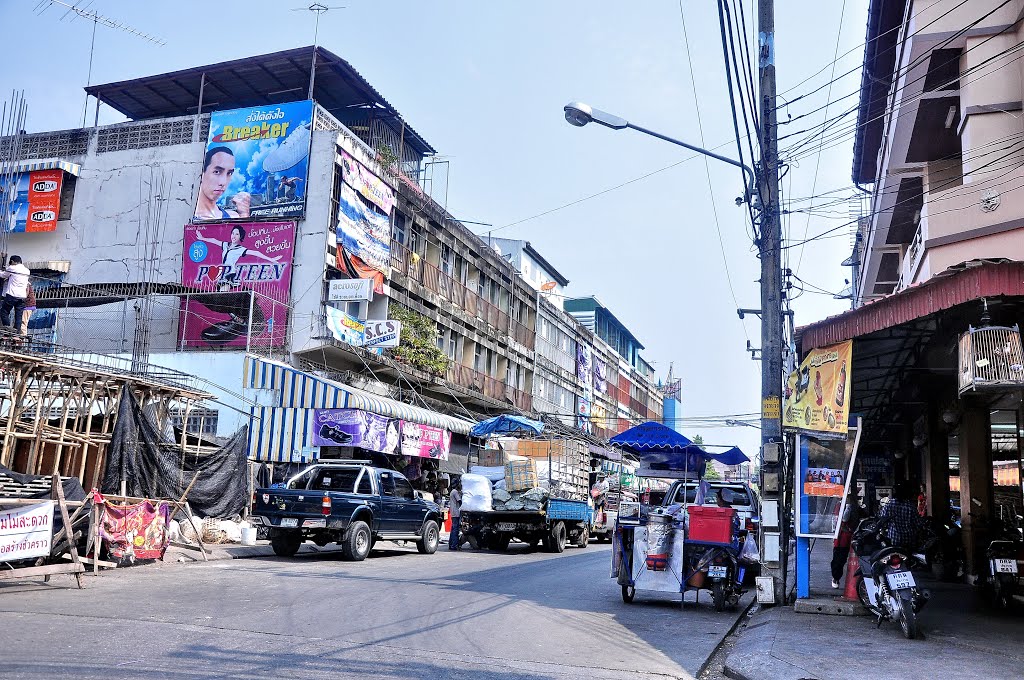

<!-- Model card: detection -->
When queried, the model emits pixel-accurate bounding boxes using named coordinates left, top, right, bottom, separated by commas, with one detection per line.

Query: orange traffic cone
left=840, top=546, right=860, bottom=602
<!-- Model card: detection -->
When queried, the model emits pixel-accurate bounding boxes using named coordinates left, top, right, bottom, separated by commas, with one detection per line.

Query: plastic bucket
left=240, top=526, right=257, bottom=546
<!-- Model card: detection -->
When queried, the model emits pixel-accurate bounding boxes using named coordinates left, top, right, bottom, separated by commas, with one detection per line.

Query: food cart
left=608, top=421, right=751, bottom=610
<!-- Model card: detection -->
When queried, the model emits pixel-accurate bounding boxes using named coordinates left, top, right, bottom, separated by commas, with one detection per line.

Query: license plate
left=886, top=570, right=916, bottom=589
left=707, top=565, right=728, bottom=579
left=280, top=518, right=298, bottom=528
left=497, top=522, right=517, bottom=532
left=993, top=558, right=1019, bottom=574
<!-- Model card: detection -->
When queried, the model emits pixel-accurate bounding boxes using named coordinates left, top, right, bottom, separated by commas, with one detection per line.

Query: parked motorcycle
left=981, top=518, right=1024, bottom=610
left=918, top=515, right=965, bottom=581
left=852, top=517, right=930, bottom=639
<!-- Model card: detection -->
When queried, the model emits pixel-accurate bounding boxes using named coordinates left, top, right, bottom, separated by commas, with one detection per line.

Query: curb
left=722, top=607, right=817, bottom=680
left=696, top=596, right=758, bottom=678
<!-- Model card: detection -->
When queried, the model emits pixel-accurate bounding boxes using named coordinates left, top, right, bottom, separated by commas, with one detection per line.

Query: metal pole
left=757, top=0, right=786, bottom=604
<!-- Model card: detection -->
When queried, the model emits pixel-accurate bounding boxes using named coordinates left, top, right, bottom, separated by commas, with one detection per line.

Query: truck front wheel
left=270, top=530, right=302, bottom=557
left=341, top=521, right=372, bottom=561
left=417, top=520, right=439, bottom=555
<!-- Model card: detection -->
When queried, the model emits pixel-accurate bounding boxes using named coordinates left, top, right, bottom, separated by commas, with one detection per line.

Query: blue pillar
left=796, top=535, right=811, bottom=598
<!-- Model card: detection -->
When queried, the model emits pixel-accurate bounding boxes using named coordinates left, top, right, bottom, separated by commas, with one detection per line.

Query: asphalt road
left=0, top=541, right=751, bottom=679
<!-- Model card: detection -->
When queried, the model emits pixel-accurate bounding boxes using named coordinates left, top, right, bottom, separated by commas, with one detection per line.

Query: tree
left=692, top=435, right=722, bottom=480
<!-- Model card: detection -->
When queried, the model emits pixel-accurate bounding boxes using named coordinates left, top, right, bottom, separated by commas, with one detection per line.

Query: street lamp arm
left=625, top=122, right=756, bottom=196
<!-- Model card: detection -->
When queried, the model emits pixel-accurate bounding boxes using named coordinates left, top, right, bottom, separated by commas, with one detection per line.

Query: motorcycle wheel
left=713, top=581, right=726, bottom=612
left=856, top=579, right=870, bottom=607
left=993, top=580, right=1012, bottom=611
left=893, top=595, right=918, bottom=640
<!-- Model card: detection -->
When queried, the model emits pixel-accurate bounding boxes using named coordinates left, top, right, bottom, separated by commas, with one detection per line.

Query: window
left=477, top=274, right=487, bottom=299
left=393, top=475, right=416, bottom=500
left=441, top=244, right=453, bottom=276
left=169, top=407, right=219, bottom=436
left=379, top=472, right=396, bottom=496
left=312, top=467, right=361, bottom=492
left=393, top=213, right=407, bottom=246
left=436, top=327, right=447, bottom=351
left=474, top=343, right=485, bottom=373
left=487, top=348, right=496, bottom=376
left=410, top=226, right=423, bottom=255
left=356, top=471, right=373, bottom=495
left=447, top=332, right=460, bottom=360
left=455, top=255, right=468, bottom=284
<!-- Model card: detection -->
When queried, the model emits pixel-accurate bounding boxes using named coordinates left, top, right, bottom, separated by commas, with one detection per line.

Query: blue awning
left=470, top=414, right=545, bottom=438
left=610, top=421, right=697, bottom=452
left=706, top=446, right=750, bottom=466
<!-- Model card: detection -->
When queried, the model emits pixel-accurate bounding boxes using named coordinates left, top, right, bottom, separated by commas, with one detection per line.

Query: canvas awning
left=13, top=158, right=81, bottom=176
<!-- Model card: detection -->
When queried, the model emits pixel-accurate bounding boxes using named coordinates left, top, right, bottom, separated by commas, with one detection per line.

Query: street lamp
left=563, top=101, right=756, bottom=199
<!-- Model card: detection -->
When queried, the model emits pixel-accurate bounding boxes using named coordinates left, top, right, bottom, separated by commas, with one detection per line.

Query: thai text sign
left=0, top=500, right=53, bottom=561
left=328, top=278, right=374, bottom=302
left=784, top=340, right=852, bottom=439
left=311, top=409, right=400, bottom=454
left=180, top=221, right=295, bottom=348
left=401, top=422, right=450, bottom=460
left=337, top=183, right=391, bottom=275
left=363, top=320, right=401, bottom=348
left=3, top=169, right=63, bottom=232
left=339, top=149, right=396, bottom=215
left=193, top=100, right=313, bottom=221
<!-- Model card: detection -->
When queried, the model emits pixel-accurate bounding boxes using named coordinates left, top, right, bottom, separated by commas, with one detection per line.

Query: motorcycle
left=918, top=515, right=965, bottom=581
left=981, top=517, right=1024, bottom=610
left=852, top=517, right=930, bottom=639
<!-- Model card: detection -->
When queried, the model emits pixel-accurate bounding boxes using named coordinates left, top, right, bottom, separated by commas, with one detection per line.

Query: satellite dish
left=541, top=281, right=558, bottom=291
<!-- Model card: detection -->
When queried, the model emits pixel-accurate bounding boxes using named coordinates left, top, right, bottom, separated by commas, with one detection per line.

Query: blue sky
left=1, top=0, right=869, bottom=457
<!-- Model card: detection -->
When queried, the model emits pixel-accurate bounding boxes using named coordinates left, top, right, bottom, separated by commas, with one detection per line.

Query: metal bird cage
left=958, top=324, right=1024, bottom=395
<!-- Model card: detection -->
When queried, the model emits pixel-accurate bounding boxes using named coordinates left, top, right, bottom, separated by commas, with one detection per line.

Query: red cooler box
left=688, top=506, right=736, bottom=545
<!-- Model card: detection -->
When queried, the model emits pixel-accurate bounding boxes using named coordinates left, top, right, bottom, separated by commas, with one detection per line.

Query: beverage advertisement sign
left=193, top=100, right=314, bottom=222
left=325, top=306, right=365, bottom=346
left=311, top=409, right=400, bottom=453
left=339, top=148, right=396, bottom=215
left=0, top=500, right=53, bottom=561
left=401, top=422, right=450, bottom=460
left=336, top=183, right=391, bottom=275
left=2, top=169, right=63, bottom=232
left=180, top=221, right=295, bottom=348
left=783, top=340, right=852, bottom=439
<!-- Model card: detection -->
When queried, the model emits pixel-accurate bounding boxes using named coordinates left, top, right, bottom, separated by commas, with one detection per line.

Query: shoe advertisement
left=180, top=221, right=295, bottom=348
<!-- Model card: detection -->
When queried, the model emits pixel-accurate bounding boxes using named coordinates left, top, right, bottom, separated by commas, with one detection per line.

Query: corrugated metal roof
left=799, top=260, right=1024, bottom=350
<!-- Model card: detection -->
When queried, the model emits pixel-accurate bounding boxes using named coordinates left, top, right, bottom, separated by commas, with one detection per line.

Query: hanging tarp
left=470, top=414, right=545, bottom=438
left=706, top=446, right=750, bottom=466
left=102, top=390, right=249, bottom=518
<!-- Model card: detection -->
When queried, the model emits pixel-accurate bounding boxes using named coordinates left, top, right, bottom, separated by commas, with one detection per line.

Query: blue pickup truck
left=251, top=462, right=442, bottom=561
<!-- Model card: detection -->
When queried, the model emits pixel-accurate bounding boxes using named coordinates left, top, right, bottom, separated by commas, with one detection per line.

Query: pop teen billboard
left=2, top=169, right=63, bottom=232
left=179, top=221, right=295, bottom=348
left=193, top=101, right=314, bottom=222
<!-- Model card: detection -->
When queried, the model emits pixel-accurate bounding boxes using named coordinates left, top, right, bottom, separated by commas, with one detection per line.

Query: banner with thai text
left=325, top=305, right=365, bottom=346
left=339, top=148, right=397, bottom=215
left=784, top=340, right=852, bottom=439
left=3, top=169, right=63, bottom=232
left=400, top=422, right=450, bottom=460
left=0, top=500, right=53, bottom=561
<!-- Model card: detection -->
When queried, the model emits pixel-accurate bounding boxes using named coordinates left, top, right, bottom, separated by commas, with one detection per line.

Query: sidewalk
left=724, top=540, right=1024, bottom=680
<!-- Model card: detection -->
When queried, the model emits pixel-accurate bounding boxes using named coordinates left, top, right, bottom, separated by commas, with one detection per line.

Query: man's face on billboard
left=200, top=151, right=236, bottom=202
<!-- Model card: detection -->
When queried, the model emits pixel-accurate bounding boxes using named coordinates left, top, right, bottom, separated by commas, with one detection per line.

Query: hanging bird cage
left=958, top=324, right=1024, bottom=395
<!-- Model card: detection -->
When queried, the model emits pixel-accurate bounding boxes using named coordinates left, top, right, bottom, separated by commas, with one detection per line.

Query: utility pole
left=757, top=0, right=786, bottom=604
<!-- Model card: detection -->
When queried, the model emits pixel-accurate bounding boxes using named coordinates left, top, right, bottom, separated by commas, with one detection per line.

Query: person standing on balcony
left=0, top=255, right=30, bottom=331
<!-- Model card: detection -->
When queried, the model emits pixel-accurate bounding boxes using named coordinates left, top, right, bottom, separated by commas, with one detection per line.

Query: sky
left=0, top=0, right=869, bottom=458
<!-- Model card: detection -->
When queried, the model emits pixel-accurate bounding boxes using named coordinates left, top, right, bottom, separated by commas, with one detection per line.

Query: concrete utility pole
left=757, top=0, right=786, bottom=604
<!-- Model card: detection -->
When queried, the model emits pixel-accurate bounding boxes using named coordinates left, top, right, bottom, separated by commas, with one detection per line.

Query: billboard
left=193, top=100, right=314, bottom=222
left=179, top=221, right=295, bottom=348
left=363, top=320, right=401, bottom=348
left=325, top=306, right=364, bottom=346
left=400, top=422, right=450, bottom=460
left=784, top=340, right=852, bottom=439
left=327, top=278, right=374, bottom=302
left=339, top=149, right=396, bottom=215
left=1, top=169, right=63, bottom=232
left=311, top=409, right=400, bottom=453
left=336, top=183, right=391, bottom=275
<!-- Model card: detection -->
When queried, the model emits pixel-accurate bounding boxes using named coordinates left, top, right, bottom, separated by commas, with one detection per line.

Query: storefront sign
left=325, top=306, right=364, bottom=346
left=0, top=500, right=53, bottom=561
left=336, top=183, right=391, bottom=275
left=400, top=422, right=450, bottom=460
left=363, top=320, right=401, bottom=348
left=3, top=169, right=63, bottom=232
left=193, top=100, right=314, bottom=221
left=311, top=409, right=400, bottom=453
left=784, top=340, right=852, bottom=439
left=339, top=148, right=396, bottom=215
left=180, top=221, right=295, bottom=348
left=328, top=278, right=374, bottom=302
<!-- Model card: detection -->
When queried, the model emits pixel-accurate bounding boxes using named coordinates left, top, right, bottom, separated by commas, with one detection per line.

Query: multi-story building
left=853, top=0, right=1024, bottom=303
left=0, top=46, right=537, bottom=472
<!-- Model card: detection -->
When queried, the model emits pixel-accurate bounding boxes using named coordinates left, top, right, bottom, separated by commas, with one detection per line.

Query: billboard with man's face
left=193, top=101, right=314, bottom=222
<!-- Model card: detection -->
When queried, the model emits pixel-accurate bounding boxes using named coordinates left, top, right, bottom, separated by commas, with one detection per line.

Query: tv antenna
left=34, top=1, right=166, bottom=126
left=292, top=3, right=345, bottom=99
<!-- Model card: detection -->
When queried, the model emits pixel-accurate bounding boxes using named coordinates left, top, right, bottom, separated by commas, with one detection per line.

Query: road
left=0, top=542, right=750, bottom=679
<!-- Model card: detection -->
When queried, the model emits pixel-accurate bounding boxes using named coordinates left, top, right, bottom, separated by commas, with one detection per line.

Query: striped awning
left=14, top=158, right=81, bottom=176
left=244, top=355, right=475, bottom=462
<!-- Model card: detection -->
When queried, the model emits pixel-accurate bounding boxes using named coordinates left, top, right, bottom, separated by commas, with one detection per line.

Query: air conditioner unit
left=958, top=324, right=1024, bottom=395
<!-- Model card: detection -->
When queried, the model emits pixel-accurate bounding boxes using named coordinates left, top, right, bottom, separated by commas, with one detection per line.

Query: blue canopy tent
left=609, top=422, right=748, bottom=478
left=470, top=414, right=545, bottom=438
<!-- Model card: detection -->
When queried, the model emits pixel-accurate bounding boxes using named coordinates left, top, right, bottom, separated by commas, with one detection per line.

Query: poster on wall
left=784, top=340, right=852, bottom=439
left=577, top=344, right=592, bottom=385
left=593, top=358, right=607, bottom=394
left=193, top=100, right=314, bottom=222
left=179, top=221, right=295, bottom=348
left=311, top=409, right=400, bottom=453
left=336, top=183, right=391, bottom=275
left=325, top=306, right=364, bottom=346
left=339, top=149, right=396, bottom=215
left=400, top=422, right=450, bottom=460
left=0, top=500, right=53, bottom=561
left=795, top=419, right=861, bottom=539
left=2, top=170, right=63, bottom=232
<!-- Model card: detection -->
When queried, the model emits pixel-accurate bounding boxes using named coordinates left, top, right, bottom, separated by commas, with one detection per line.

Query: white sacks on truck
left=460, top=473, right=493, bottom=512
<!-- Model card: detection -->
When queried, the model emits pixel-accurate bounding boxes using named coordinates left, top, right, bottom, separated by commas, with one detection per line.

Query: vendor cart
left=608, top=421, right=751, bottom=611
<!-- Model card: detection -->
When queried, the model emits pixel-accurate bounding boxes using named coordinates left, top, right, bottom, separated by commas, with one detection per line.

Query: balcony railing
left=446, top=362, right=532, bottom=411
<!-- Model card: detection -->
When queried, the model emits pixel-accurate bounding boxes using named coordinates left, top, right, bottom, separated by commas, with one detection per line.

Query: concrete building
left=488, top=238, right=570, bottom=302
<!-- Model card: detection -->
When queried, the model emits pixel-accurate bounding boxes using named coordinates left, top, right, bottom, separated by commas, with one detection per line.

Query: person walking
left=448, top=481, right=462, bottom=551
left=0, top=256, right=30, bottom=330
left=832, top=490, right=862, bottom=589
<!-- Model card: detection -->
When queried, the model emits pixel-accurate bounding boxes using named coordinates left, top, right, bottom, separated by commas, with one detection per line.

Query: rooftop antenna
left=292, top=3, right=345, bottom=100
left=34, top=1, right=166, bottom=127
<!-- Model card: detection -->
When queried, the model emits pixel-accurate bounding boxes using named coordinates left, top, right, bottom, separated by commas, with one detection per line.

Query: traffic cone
left=840, top=545, right=860, bottom=601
